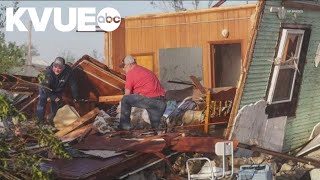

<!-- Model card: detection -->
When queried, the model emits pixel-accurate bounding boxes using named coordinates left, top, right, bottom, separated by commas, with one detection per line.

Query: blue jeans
left=36, top=88, right=61, bottom=124
left=120, top=94, right=167, bottom=130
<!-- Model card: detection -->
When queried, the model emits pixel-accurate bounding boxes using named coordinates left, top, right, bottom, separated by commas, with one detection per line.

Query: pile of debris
left=2, top=55, right=320, bottom=180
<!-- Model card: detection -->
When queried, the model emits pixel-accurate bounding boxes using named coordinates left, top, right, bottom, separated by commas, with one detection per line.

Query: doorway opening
left=212, top=43, right=241, bottom=88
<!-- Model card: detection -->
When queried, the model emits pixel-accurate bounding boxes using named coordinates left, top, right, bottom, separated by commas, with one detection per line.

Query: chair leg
left=204, top=90, right=211, bottom=134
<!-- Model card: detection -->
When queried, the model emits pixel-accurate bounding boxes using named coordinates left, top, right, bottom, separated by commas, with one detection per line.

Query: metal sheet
left=43, top=156, right=125, bottom=179
left=44, top=153, right=160, bottom=179
left=297, top=134, right=320, bottom=157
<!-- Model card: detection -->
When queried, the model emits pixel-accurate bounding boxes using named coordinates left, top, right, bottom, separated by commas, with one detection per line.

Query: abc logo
left=97, top=7, right=121, bottom=32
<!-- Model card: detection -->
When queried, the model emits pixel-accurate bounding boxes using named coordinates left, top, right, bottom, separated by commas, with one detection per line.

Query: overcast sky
left=4, top=1, right=254, bottom=63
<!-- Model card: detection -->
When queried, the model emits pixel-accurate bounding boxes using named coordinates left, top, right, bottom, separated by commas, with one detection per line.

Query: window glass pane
left=281, top=33, right=300, bottom=65
left=272, top=68, right=295, bottom=102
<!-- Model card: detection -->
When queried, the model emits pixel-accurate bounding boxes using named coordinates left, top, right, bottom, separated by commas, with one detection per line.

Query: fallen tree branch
left=1, top=74, right=52, bottom=92
left=0, top=169, right=21, bottom=180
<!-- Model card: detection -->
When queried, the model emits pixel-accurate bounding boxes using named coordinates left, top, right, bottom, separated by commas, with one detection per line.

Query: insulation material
left=261, top=116, right=287, bottom=152
left=93, top=110, right=119, bottom=134
left=53, top=105, right=80, bottom=130
left=230, top=100, right=286, bottom=152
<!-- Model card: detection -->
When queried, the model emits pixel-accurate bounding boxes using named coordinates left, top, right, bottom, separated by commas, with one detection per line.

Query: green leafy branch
left=0, top=94, right=71, bottom=179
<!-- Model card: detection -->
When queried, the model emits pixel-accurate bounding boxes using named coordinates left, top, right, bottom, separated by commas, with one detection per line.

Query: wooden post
left=60, top=123, right=93, bottom=142
left=190, top=75, right=206, bottom=94
left=204, top=90, right=211, bottom=134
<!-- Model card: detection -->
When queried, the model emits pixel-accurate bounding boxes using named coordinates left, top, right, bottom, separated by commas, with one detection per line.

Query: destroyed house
left=103, top=4, right=258, bottom=132
left=4, top=1, right=320, bottom=178
left=229, top=0, right=320, bottom=152
left=104, top=4, right=257, bottom=89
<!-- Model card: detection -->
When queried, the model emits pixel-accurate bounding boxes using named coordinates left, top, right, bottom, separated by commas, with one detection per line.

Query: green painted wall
left=239, top=1, right=320, bottom=151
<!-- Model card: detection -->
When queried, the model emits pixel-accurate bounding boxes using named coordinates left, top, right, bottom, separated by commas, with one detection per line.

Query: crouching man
left=119, top=55, right=166, bottom=131
left=36, top=57, right=80, bottom=126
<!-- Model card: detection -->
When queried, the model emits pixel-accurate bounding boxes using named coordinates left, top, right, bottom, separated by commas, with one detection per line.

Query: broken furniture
left=204, top=87, right=236, bottom=134
left=186, top=141, right=234, bottom=180
left=179, top=76, right=236, bottom=134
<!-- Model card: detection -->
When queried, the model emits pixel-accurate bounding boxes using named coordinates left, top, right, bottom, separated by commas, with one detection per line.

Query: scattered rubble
left=2, top=55, right=320, bottom=179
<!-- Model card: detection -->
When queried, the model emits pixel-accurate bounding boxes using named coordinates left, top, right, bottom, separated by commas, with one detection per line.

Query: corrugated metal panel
left=240, top=0, right=320, bottom=152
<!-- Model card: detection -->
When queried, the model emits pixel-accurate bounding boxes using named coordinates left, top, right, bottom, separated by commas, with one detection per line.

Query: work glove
left=54, top=97, right=65, bottom=108
left=74, top=98, right=88, bottom=103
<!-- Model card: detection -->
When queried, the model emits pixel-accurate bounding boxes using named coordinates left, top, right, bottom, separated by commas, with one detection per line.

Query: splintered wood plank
left=190, top=75, right=206, bottom=94
left=55, top=108, right=100, bottom=138
left=61, top=123, right=94, bottom=142
left=99, top=95, right=123, bottom=103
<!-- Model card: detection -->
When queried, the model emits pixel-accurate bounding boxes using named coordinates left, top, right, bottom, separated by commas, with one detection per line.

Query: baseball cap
left=53, top=57, right=66, bottom=69
left=119, top=55, right=136, bottom=68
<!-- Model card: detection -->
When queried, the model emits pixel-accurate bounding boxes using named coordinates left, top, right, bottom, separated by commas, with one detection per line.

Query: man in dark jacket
left=36, top=57, right=79, bottom=126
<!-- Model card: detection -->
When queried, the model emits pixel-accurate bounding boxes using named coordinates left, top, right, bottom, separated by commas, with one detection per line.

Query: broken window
left=266, top=27, right=311, bottom=118
left=267, top=29, right=304, bottom=104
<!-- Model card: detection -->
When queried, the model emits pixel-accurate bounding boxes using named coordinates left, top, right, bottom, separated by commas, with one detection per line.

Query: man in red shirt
left=119, top=55, right=166, bottom=131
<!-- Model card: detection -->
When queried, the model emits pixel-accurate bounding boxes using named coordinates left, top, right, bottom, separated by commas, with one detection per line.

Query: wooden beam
left=284, top=1, right=320, bottom=11
left=55, top=108, right=100, bottom=138
left=239, top=143, right=320, bottom=168
left=60, top=123, right=93, bottom=142
left=99, top=95, right=123, bottom=102
left=211, top=0, right=226, bottom=8
left=190, top=75, right=207, bottom=94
